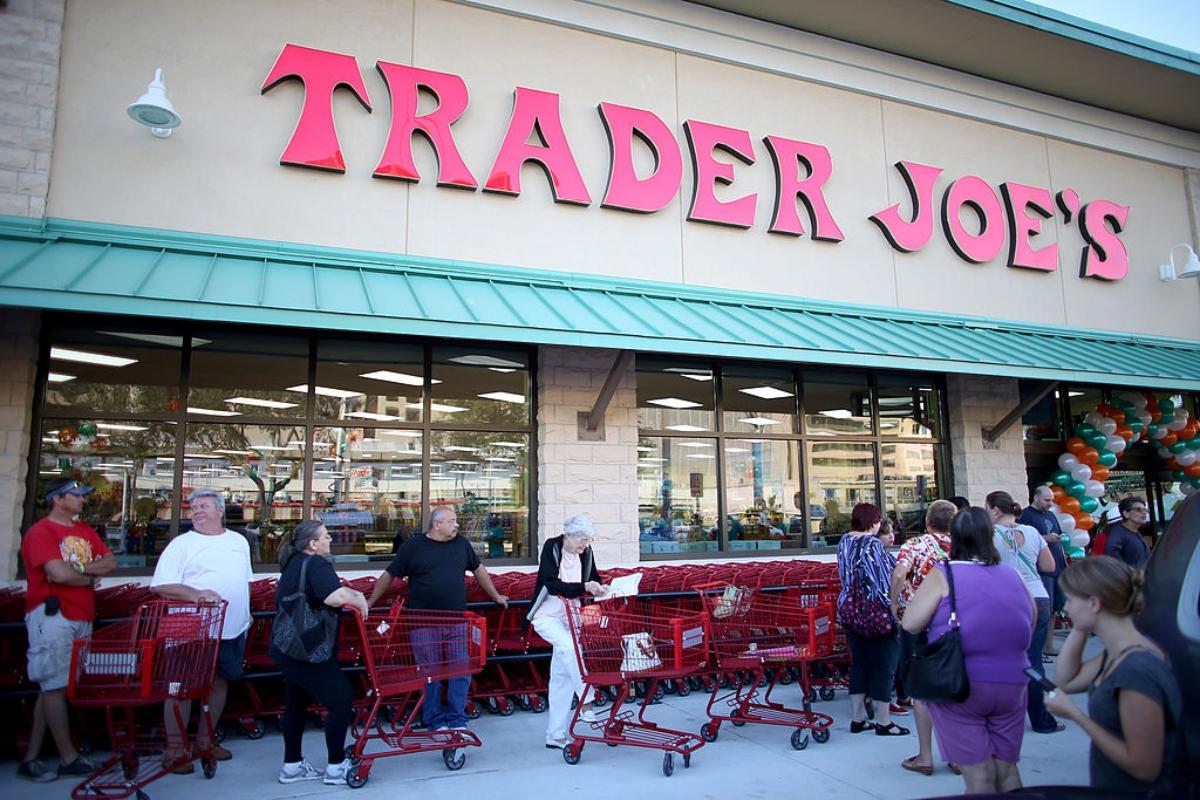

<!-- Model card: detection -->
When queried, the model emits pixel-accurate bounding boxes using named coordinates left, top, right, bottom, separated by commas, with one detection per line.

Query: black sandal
left=875, top=722, right=910, bottom=736
left=850, top=720, right=875, bottom=733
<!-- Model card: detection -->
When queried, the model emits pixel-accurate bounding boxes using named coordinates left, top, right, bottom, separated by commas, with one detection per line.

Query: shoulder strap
left=944, top=562, right=960, bottom=630
left=997, top=525, right=1037, bottom=574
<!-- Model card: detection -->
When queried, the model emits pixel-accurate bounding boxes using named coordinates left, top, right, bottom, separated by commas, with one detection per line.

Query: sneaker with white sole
left=278, top=759, right=322, bottom=784
left=577, top=707, right=603, bottom=723
left=324, top=759, right=351, bottom=786
left=545, top=738, right=568, bottom=750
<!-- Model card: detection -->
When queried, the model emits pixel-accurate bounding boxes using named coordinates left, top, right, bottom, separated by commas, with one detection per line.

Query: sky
left=1032, top=0, right=1200, bottom=54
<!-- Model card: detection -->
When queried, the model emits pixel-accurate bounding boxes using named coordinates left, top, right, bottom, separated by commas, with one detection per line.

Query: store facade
left=1, top=0, right=1198, bottom=578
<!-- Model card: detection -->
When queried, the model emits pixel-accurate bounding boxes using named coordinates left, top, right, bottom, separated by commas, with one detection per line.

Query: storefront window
left=803, top=373, right=872, bottom=437
left=636, top=359, right=715, bottom=432
left=637, top=437, right=719, bottom=555
left=877, top=377, right=940, bottom=439
left=723, top=439, right=803, bottom=551
left=429, top=432, right=530, bottom=560
left=43, top=326, right=180, bottom=415
left=34, top=419, right=175, bottom=569
left=430, top=347, right=530, bottom=426
left=881, top=442, right=940, bottom=537
left=315, top=339, right=424, bottom=423
left=1065, top=386, right=1104, bottom=435
left=806, top=441, right=877, bottom=547
left=188, top=331, right=309, bottom=420
left=722, top=366, right=797, bottom=434
left=1020, top=380, right=1062, bottom=441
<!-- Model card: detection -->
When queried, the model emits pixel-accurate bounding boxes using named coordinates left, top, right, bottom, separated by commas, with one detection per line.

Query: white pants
left=532, top=615, right=590, bottom=743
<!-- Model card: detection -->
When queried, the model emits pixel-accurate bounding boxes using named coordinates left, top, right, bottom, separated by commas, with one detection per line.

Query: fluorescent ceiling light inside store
left=420, top=403, right=468, bottom=414
left=448, top=355, right=524, bottom=369
left=188, top=407, right=240, bottom=417
left=687, top=454, right=715, bottom=459
left=358, top=370, right=437, bottom=386
left=738, top=417, right=780, bottom=426
left=493, top=441, right=525, bottom=448
left=485, top=457, right=514, bottom=462
left=665, top=424, right=707, bottom=432
left=664, top=368, right=712, bottom=381
left=445, top=446, right=481, bottom=452
left=819, top=409, right=853, bottom=419
left=725, top=447, right=750, bottom=453
left=225, top=396, right=298, bottom=410
left=647, top=397, right=701, bottom=409
left=251, top=444, right=290, bottom=450
left=50, top=347, right=137, bottom=367
left=47, top=372, right=75, bottom=383
left=96, top=423, right=148, bottom=431
left=739, top=386, right=793, bottom=400
left=286, top=384, right=364, bottom=399
left=478, top=391, right=525, bottom=404
left=344, top=411, right=400, bottom=421
left=678, top=442, right=713, bottom=448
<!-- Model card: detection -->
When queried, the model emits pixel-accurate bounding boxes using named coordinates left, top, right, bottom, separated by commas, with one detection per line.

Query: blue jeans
left=1026, top=597, right=1058, bottom=731
left=411, top=623, right=470, bottom=729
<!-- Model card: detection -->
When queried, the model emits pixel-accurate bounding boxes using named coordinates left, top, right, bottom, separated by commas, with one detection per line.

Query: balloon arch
left=1047, top=392, right=1200, bottom=557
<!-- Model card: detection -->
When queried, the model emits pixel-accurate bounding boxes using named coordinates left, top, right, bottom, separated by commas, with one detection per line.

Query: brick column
left=536, top=346, right=639, bottom=565
left=0, top=309, right=40, bottom=580
left=945, top=374, right=1030, bottom=507
left=0, top=0, right=63, bottom=218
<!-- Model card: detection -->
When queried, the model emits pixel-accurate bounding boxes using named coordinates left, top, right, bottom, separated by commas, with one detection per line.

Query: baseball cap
left=44, top=479, right=94, bottom=504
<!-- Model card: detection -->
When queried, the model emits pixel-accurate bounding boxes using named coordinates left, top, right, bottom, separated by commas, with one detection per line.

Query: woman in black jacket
left=526, top=514, right=609, bottom=750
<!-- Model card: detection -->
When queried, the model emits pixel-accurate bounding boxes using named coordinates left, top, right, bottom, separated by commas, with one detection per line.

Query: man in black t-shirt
left=367, top=507, right=507, bottom=730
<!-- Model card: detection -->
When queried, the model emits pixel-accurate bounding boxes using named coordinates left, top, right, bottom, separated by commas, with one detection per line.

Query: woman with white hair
left=526, top=514, right=609, bottom=750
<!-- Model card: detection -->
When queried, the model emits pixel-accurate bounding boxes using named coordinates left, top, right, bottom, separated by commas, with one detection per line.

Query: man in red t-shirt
left=18, top=479, right=116, bottom=783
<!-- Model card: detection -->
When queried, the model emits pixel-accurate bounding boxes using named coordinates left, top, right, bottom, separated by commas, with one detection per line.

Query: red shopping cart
left=694, top=583, right=834, bottom=751
left=562, top=598, right=709, bottom=776
left=66, top=600, right=227, bottom=800
left=345, top=605, right=487, bottom=788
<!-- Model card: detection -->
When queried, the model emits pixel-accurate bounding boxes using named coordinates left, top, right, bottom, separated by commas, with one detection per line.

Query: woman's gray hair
left=563, top=514, right=595, bottom=538
left=278, top=519, right=325, bottom=569
left=188, top=488, right=225, bottom=514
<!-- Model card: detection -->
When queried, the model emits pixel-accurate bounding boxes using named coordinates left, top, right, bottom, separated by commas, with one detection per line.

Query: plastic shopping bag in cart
left=620, top=632, right=662, bottom=672
left=713, top=585, right=753, bottom=619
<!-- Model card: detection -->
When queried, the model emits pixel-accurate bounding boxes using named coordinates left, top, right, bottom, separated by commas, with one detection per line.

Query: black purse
left=271, top=555, right=338, bottom=663
left=907, top=561, right=970, bottom=703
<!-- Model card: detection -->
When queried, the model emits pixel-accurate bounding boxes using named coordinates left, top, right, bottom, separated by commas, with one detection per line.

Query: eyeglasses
left=1128, top=506, right=1148, bottom=513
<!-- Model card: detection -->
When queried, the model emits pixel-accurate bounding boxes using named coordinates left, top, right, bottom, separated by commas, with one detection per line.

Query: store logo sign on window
left=261, top=43, right=1130, bottom=282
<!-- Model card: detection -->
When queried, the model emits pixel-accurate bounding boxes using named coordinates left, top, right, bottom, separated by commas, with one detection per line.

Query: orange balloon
left=1161, top=433, right=1178, bottom=447
left=1074, top=514, right=1096, bottom=530
left=1117, top=426, right=1134, bottom=441
left=1090, top=466, right=1110, bottom=482
left=1183, top=421, right=1200, bottom=440
left=1186, top=464, right=1200, bottom=478
left=1066, top=437, right=1087, bottom=455
left=1080, top=447, right=1100, bottom=466
left=1166, top=458, right=1180, bottom=470
left=1151, top=410, right=1162, bottom=423
left=1061, top=497, right=1081, bottom=515
left=1109, top=410, right=1126, bottom=424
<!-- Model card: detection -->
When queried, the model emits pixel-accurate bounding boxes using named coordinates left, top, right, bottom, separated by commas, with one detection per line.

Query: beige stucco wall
left=45, top=0, right=1200, bottom=338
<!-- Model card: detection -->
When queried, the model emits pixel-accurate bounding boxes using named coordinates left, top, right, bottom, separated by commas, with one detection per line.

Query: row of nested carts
left=0, top=559, right=854, bottom=799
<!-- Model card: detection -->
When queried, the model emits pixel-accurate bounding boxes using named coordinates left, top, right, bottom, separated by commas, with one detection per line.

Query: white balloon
left=1050, top=503, right=1061, bottom=515
left=1057, top=514, right=1076, bottom=533
left=1097, top=418, right=1118, bottom=436
left=1168, top=417, right=1187, bottom=432
left=1106, top=435, right=1126, bottom=454
left=1177, top=451, right=1197, bottom=467
left=1176, top=409, right=1191, bottom=423
left=1085, top=480, right=1105, bottom=498
left=1070, top=530, right=1091, bottom=549
left=1057, top=453, right=1079, bottom=470
left=1137, top=410, right=1153, bottom=425
left=1084, top=412, right=1104, bottom=427
left=1153, top=426, right=1169, bottom=440
left=1158, top=447, right=1173, bottom=460
left=1071, top=464, right=1092, bottom=482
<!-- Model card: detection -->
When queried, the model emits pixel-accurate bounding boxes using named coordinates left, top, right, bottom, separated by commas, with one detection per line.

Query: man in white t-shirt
left=151, top=488, right=252, bottom=770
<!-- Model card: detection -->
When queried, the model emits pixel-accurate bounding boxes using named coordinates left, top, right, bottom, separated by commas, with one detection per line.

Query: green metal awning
left=2, top=216, right=1199, bottom=390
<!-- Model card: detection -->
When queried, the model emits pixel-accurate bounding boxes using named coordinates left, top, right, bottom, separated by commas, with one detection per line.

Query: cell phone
left=1023, top=666, right=1056, bottom=692
left=44, top=596, right=60, bottom=616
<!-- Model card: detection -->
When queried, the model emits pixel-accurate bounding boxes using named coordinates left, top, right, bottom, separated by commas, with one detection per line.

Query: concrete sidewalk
left=7, top=646, right=1094, bottom=800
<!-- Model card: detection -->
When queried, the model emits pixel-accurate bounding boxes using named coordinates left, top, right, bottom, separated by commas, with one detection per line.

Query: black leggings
left=278, top=657, right=354, bottom=764
left=845, top=629, right=899, bottom=703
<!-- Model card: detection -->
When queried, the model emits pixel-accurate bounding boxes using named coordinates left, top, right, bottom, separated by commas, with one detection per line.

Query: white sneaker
left=323, top=759, right=351, bottom=786
left=578, top=706, right=603, bottom=723
left=545, top=738, right=568, bottom=750
left=278, top=760, right=322, bottom=784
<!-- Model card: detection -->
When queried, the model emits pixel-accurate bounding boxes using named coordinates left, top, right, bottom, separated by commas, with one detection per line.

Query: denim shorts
left=216, top=632, right=247, bottom=681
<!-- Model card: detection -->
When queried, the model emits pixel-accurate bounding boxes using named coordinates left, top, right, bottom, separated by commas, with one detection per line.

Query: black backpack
left=271, top=555, right=338, bottom=663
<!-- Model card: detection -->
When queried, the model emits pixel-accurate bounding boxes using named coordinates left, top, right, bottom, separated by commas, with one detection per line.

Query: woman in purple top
left=902, top=507, right=1036, bottom=793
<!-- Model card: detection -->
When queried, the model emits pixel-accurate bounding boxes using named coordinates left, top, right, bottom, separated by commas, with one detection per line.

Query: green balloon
left=1067, top=481, right=1087, bottom=499
left=1064, top=544, right=1086, bottom=559
left=1169, top=441, right=1188, bottom=454
left=1147, top=423, right=1162, bottom=438
left=1088, top=432, right=1109, bottom=450
left=1128, top=420, right=1145, bottom=434
left=1079, top=496, right=1100, bottom=513
left=1097, top=451, right=1118, bottom=468
left=1190, top=439, right=1200, bottom=451
left=1159, top=413, right=1174, bottom=425
left=1076, top=423, right=1096, bottom=439
left=1174, top=469, right=1188, bottom=482
left=1191, top=476, right=1200, bottom=489
left=1052, top=469, right=1072, bottom=487
left=1159, top=399, right=1175, bottom=413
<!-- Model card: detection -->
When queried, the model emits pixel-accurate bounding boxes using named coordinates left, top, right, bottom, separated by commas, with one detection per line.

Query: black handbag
left=907, top=561, right=970, bottom=703
left=271, top=555, right=338, bottom=663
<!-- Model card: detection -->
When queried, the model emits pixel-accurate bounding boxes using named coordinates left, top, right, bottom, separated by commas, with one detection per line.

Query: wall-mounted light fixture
left=1159, top=244, right=1200, bottom=282
left=127, top=68, right=181, bottom=138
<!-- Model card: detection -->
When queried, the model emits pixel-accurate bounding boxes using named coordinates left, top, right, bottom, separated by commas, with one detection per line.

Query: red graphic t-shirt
left=22, top=517, right=109, bottom=621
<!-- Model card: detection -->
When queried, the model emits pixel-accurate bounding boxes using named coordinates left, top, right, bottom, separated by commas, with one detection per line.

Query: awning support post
left=579, top=350, right=635, bottom=440
left=983, top=381, right=1058, bottom=443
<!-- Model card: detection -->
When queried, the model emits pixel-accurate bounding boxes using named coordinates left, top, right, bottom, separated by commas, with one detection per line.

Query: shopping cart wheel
left=466, top=702, right=482, bottom=720
left=562, top=743, right=582, bottom=765
left=518, top=694, right=533, bottom=712
left=122, top=755, right=139, bottom=781
left=653, top=684, right=665, bottom=701
left=790, top=729, right=810, bottom=751
left=778, top=669, right=795, bottom=686
left=812, top=727, right=830, bottom=744
left=346, top=760, right=368, bottom=789
left=245, top=720, right=265, bottom=740
left=214, top=725, right=226, bottom=744
left=136, top=791, right=150, bottom=800
left=661, top=753, right=674, bottom=777
left=443, top=748, right=466, bottom=771
left=676, top=680, right=691, bottom=698
left=498, top=697, right=515, bottom=717
left=682, top=752, right=691, bottom=769
left=530, top=694, right=548, bottom=713
left=700, top=722, right=719, bottom=742
left=819, top=687, right=835, bottom=702
left=730, top=709, right=746, bottom=728
left=202, top=756, right=217, bottom=779
left=806, top=687, right=818, bottom=704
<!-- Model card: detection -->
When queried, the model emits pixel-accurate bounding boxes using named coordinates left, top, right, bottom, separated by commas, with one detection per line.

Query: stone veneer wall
left=945, top=374, right=1031, bottom=507
left=0, top=0, right=63, bottom=217
left=536, top=346, right=639, bottom=565
left=0, top=309, right=39, bottom=580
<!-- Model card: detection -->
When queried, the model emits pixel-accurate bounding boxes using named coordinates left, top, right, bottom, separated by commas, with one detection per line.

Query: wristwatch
left=72, top=562, right=85, bottom=574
